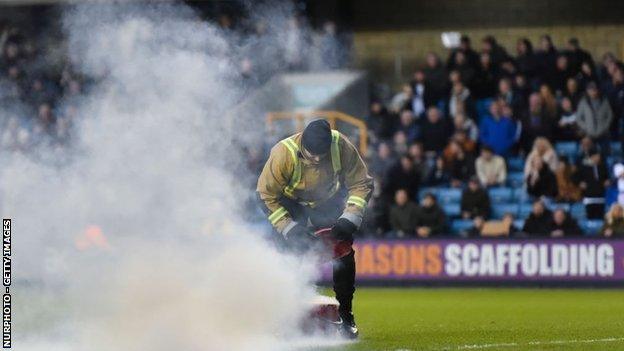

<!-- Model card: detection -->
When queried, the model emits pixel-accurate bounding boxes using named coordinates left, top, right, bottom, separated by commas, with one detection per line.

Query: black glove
left=285, top=222, right=315, bottom=241
left=331, top=218, right=358, bottom=241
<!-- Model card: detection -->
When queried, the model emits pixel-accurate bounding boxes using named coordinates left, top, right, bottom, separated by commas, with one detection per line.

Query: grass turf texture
left=330, top=288, right=624, bottom=351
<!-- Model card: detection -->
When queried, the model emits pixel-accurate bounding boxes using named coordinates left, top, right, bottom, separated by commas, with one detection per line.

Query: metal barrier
left=266, top=110, right=368, bottom=155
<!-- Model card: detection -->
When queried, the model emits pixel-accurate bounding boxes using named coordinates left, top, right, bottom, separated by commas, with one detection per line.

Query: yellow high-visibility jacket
left=257, top=130, right=373, bottom=234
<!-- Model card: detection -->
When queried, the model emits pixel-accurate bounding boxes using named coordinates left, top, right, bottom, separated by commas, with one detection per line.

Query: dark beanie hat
left=302, top=119, right=332, bottom=155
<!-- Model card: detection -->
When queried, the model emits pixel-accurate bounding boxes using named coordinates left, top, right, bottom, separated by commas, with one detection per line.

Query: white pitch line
left=449, top=337, right=624, bottom=350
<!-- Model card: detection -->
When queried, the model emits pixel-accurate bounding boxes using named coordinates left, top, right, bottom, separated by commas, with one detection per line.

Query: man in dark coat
left=549, top=209, right=583, bottom=237
left=389, top=189, right=419, bottom=237
left=421, top=107, right=450, bottom=153
left=461, top=177, right=491, bottom=219
left=522, top=200, right=553, bottom=236
left=414, top=193, right=447, bottom=237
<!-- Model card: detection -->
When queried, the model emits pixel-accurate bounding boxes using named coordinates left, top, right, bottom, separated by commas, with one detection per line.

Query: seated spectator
left=369, top=142, right=396, bottom=178
left=450, top=130, right=477, bottom=155
left=460, top=177, right=491, bottom=219
left=606, top=163, right=624, bottom=208
left=442, top=140, right=475, bottom=187
left=601, top=203, right=624, bottom=238
left=384, top=154, right=420, bottom=200
left=555, top=97, right=580, bottom=141
left=497, top=77, right=525, bottom=115
left=577, top=136, right=600, bottom=161
left=475, top=146, right=506, bottom=187
left=414, top=193, right=447, bottom=238
left=549, top=208, right=583, bottom=237
left=576, top=82, right=613, bottom=147
left=525, top=137, right=559, bottom=174
left=553, top=55, right=574, bottom=95
left=520, top=93, right=554, bottom=152
left=392, top=130, right=408, bottom=155
left=452, top=112, right=478, bottom=142
left=447, top=81, right=473, bottom=118
left=425, top=156, right=450, bottom=186
left=389, top=189, right=419, bottom=238
left=367, top=101, right=397, bottom=142
left=576, top=148, right=609, bottom=219
left=397, top=109, right=420, bottom=143
left=407, top=142, right=432, bottom=183
left=479, top=99, right=517, bottom=156
left=522, top=200, right=553, bottom=236
left=563, top=77, right=582, bottom=108
left=389, top=84, right=413, bottom=113
left=555, top=156, right=582, bottom=203
left=526, top=156, right=558, bottom=198
left=421, top=107, right=450, bottom=154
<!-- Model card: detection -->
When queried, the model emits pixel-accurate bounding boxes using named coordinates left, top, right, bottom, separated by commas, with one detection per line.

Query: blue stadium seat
left=437, top=188, right=462, bottom=204
left=443, top=203, right=461, bottom=217
left=492, top=203, right=519, bottom=219
left=546, top=202, right=570, bottom=212
left=488, top=187, right=513, bottom=203
left=611, top=142, right=622, bottom=156
left=512, top=187, right=530, bottom=203
left=581, top=219, right=604, bottom=236
left=513, top=219, right=525, bottom=230
left=555, top=142, right=578, bottom=158
left=507, top=172, right=525, bottom=187
left=518, top=203, right=533, bottom=218
left=506, top=157, right=524, bottom=172
left=451, top=219, right=473, bottom=234
left=607, top=156, right=618, bottom=173
left=418, top=187, right=438, bottom=200
left=570, top=203, right=586, bottom=219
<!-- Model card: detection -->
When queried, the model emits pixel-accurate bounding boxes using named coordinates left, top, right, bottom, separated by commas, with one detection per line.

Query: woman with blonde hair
left=600, top=203, right=624, bottom=238
left=524, top=137, right=559, bottom=175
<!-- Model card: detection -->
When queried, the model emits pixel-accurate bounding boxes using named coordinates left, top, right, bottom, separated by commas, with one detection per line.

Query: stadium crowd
left=363, top=34, right=624, bottom=239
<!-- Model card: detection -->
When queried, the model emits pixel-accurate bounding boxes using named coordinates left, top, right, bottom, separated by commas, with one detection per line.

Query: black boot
left=339, top=310, right=359, bottom=339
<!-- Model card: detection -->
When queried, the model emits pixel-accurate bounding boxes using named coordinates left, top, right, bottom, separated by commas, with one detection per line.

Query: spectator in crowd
left=452, top=112, right=479, bottom=142
left=553, top=55, right=574, bottom=94
left=367, top=101, right=396, bottom=142
left=479, top=99, right=517, bottom=156
left=520, top=93, right=554, bottom=151
left=566, top=38, right=594, bottom=75
left=421, top=107, right=450, bottom=153
left=475, top=146, right=506, bottom=187
left=473, top=52, right=498, bottom=99
left=392, top=131, right=408, bottom=155
left=397, top=109, right=420, bottom=143
left=525, top=137, right=559, bottom=173
left=515, top=38, right=537, bottom=81
left=410, top=69, right=435, bottom=118
left=549, top=208, right=583, bottom=237
left=460, top=177, right=491, bottom=219
left=525, top=155, right=558, bottom=198
left=497, top=77, right=525, bottom=115
left=563, top=77, right=582, bottom=108
left=601, top=203, right=624, bottom=238
left=555, top=156, right=582, bottom=203
left=383, top=155, right=420, bottom=201
left=447, top=81, right=474, bottom=119
left=576, top=148, right=609, bottom=219
left=389, top=189, right=419, bottom=238
left=522, top=199, right=553, bottom=236
left=466, top=216, right=485, bottom=237
left=577, top=136, right=600, bottom=161
left=556, top=97, right=580, bottom=141
left=481, top=35, right=510, bottom=67
left=449, top=130, right=476, bottom=155
left=603, top=66, right=624, bottom=129
left=407, top=142, right=432, bottom=183
left=389, top=84, right=414, bottom=113
left=369, top=142, right=396, bottom=178
left=447, top=35, right=479, bottom=79
left=606, top=163, right=624, bottom=208
left=423, top=52, right=448, bottom=103
left=442, top=139, right=475, bottom=187
left=539, top=84, right=558, bottom=121
left=576, top=82, right=614, bottom=147
left=426, top=156, right=450, bottom=186
left=535, top=34, right=558, bottom=90
left=414, top=193, right=447, bottom=238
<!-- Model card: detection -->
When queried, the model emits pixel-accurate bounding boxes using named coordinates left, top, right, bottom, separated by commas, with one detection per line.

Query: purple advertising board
left=321, top=239, right=624, bottom=284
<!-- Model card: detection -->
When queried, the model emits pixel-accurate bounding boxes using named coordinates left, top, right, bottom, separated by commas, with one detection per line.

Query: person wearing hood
left=576, top=82, right=613, bottom=148
left=414, top=193, right=447, bottom=238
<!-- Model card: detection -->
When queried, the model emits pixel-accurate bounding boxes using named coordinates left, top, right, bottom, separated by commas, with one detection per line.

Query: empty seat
left=492, top=203, right=519, bottom=219
left=451, top=219, right=473, bottom=234
left=581, top=219, right=604, bottom=236
left=546, top=203, right=570, bottom=212
left=570, top=203, right=586, bottom=219
left=555, top=142, right=578, bottom=158
left=437, top=188, right=462, bottom=204
left=488, top=187, right=513, bottom=203
left=518, top=203, right=533, bottom=218
left=513, top=219, right=525, bottom=230
left=512, top=187, right=530, bottom=202
left=418, top=187, right=438, bottom=200
left=507, top=172, right=525, bottom=187
left=443, top=203, right=461, bottom=217
left=506, top=157, right=524, bottom=172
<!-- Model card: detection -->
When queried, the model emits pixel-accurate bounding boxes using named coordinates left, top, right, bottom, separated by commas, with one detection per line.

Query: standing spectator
left=576, top=148, right=610, bottom=219
left=389, top=84, right=413, bottom=114
left=407, top=142, right=432, bottom=183
left=522, top=200, right=553, bottom=236
left=389, top=189, right=419, bottom=238
left=481, top=35, right=509, bottom=67
left=535, top=35, right=558, bottom=89
left=497, top=77, right=525, bottom=116
left=601, top=203, right=624, bottom=238
left=410, top=69, right=435, bottom=118
left=384, top=155, right=420, bottom=201
left=576, top=82, right=614, bottom=150
left=367, top=101, right=396, bottom=142
left=563, top=77, right=583, bottom=108
left=525, top=137, right=559, bottom=174
left=475, top=146, right=507, bottom=187
left=461, top=177, right=491, bottom=219
left=479, top=100, right=517, bottom=156
left=520, top=93, right=554, bottom=151
left=447, top=81, right=474, bottom=119
left=603, top=66, right=624, bottom=135
left=552, top=55, right=574, bottom=94
left=473, top=52, right=498, bottom=99
left=539, top=84, right=558, bottom=121
left=421, top=107, right=450, bottom=153
left=555, top=156, right=582, bottom=203
left=515, top=38, right=537, bottom=81
left=549, top=209, right=583, bottom=237
left=525, top=156, right=558, bottom=198
left=565, top=38, right=594, bottom=76
left=423, top=52, right=447, bottom=104
left=397, top=109, right=420, bottom=143
left=556, top=97, right=580, bottom=141
left=447, top=35, right=480, bottom=75
left=452, top=112, right=479, bottom=142
left=369, top=142, right=396, bottom=178
left=414, top=193, right=447, bottom=238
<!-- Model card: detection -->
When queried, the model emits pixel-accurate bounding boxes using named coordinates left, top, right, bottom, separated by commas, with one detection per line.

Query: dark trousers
left=280, top=193, right=356, bottom=314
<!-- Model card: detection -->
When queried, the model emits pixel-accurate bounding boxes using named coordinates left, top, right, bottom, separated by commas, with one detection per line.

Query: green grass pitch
left=331, top=288, right=624, bottom=351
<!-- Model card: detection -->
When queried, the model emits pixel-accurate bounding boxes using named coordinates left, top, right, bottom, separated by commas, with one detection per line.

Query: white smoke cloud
left=0, top=2, right=342, bottom=350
